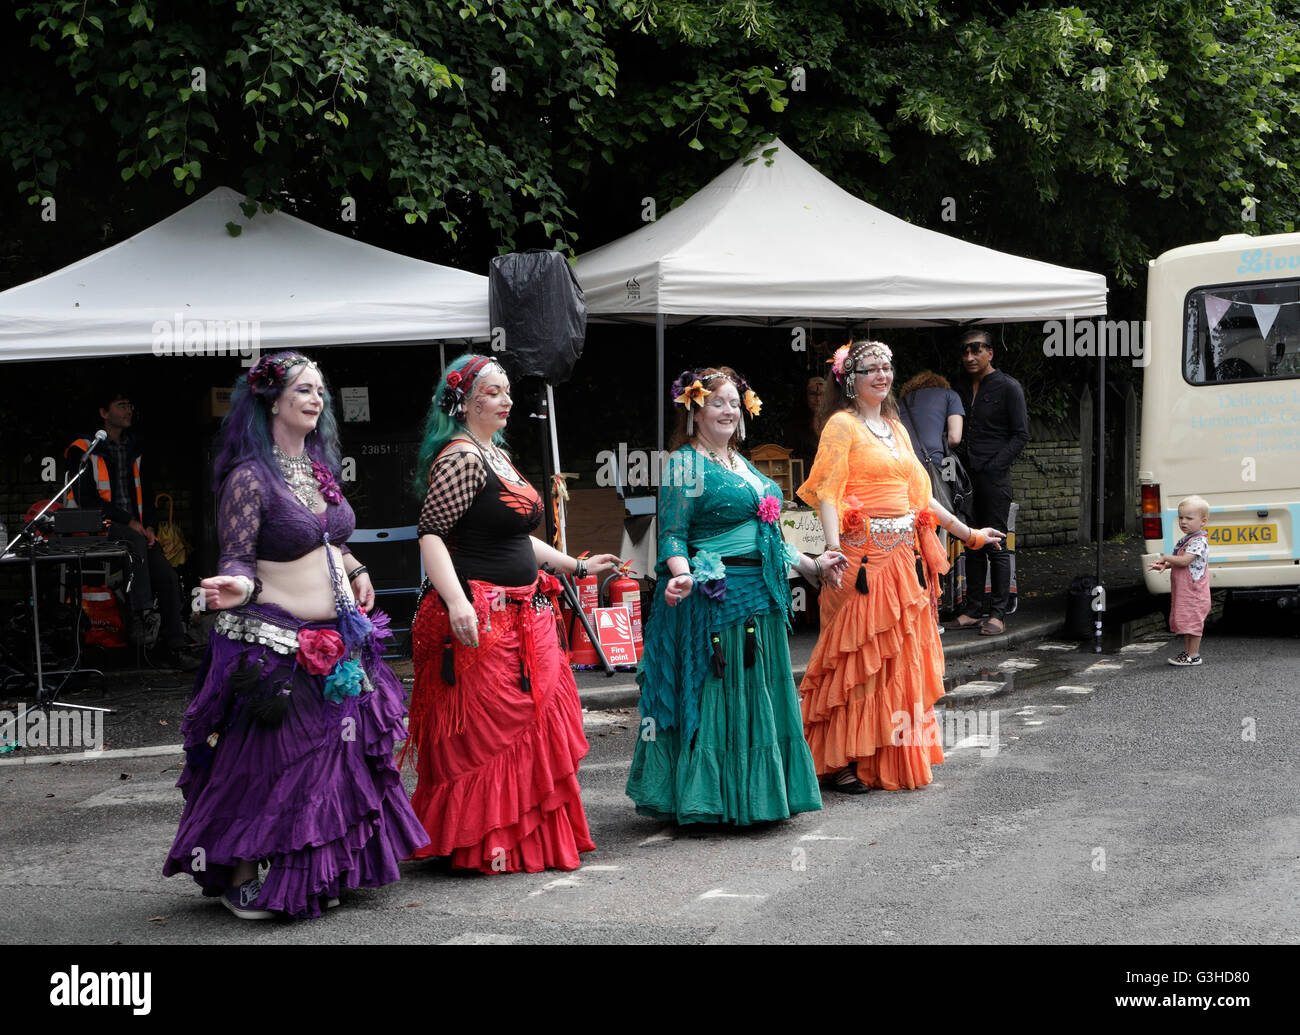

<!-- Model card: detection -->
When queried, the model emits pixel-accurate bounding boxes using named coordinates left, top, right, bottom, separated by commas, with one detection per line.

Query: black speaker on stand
left=488, top=250, right=587, bottom=552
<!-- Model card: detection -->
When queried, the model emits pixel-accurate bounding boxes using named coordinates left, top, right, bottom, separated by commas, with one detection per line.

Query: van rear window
left=1184, top=279, right=1300, bottom=384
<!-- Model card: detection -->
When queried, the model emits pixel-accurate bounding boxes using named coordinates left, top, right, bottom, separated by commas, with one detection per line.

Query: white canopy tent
left=0, top=185, right=490, bottom=361
left=575, top=135, right=1109, bottom=450
left=575, top=136, right=1107, bottom=328
left=575, top=138, right=1113, bottom=602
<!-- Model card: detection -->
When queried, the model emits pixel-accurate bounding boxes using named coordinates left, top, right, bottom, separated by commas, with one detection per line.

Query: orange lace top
left=797, top=410, right=931, bottom=519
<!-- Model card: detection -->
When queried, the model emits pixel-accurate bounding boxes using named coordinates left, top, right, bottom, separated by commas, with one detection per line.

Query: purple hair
left=212, top=351, right=343, bottom=493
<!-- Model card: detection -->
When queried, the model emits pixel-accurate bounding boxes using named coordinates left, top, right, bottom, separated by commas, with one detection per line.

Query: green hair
left=413, top=353, right=510, bottom=497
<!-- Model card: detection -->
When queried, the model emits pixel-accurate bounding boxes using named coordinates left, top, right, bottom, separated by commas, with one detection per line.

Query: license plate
left=1206, top=524, right=1278, bottom=546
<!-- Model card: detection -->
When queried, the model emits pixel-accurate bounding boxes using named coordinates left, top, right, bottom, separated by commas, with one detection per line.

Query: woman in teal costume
left=626, top=366, right=847, bottom=825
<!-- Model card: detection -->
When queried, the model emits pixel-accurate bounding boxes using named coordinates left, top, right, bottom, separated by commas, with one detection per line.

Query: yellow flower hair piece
left=743, top=389, right=762, bottom=417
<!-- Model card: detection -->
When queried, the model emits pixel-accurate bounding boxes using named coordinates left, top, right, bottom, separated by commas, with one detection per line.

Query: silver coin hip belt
left=868, top=512, right=916, bottom=554
left=215, top=610, right=300, bottom=655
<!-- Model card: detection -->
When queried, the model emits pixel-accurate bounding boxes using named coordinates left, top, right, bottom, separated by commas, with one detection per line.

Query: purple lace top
left=217, top=462, right=354, bottom=588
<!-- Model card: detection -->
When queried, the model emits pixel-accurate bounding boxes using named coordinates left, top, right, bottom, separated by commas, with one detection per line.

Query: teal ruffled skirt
left=626, top=611, right=822, bottom=825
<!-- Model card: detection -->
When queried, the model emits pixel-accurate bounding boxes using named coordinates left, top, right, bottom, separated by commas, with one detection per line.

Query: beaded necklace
left=273, top=444, right=324, bottom=510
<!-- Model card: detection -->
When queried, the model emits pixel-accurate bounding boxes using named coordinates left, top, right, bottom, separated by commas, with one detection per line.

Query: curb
left=576, top=617, right=1069, bottom=713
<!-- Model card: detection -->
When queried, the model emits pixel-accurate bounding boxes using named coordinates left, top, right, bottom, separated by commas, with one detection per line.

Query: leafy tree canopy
left=3, top=0, right=1298, bottom=292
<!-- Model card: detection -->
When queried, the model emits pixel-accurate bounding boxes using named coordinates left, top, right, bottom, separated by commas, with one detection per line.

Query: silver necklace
left=860, top=415, right=899, bottom=458
left=273, top=444, right=323, bottom=510
left=462, top=429, right=518, bottom=481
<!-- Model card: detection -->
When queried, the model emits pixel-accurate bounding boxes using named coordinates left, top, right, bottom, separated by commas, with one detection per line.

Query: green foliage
left=3, top=0, right=1300, bottom=288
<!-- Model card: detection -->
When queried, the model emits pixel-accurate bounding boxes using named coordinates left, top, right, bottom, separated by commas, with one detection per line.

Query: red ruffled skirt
left=402, top=574, right=594, bottom=873
left=800, top=523, right=949, bottom=790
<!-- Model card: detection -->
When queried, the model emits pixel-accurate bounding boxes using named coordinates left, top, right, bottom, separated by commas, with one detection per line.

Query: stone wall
left=1009, top=417, right=1084, bottom=548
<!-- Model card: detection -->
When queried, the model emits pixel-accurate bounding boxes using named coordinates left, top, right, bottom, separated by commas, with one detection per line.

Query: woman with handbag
left=898, top=371, right=965, bottom=517
left=797, top=341, right=1003, bottom=794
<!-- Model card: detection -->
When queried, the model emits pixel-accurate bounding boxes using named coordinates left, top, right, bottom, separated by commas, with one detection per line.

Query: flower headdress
left=247, top=352, right=314, bottom=396
left=830, top=340, right=892, bottom=400
left=438, top=355, right=496, bottom=418
left=671, top=368, right=762, bottom=439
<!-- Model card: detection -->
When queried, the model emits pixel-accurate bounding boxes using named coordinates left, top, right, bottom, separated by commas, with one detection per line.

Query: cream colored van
left=1140, top=232, right=1300, bottom=605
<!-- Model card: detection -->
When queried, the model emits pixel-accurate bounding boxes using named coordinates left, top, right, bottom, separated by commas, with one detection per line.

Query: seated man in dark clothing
left=65, top=390, right=197, bottom=670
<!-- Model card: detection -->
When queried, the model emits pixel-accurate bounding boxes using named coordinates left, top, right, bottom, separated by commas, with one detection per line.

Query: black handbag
left=902, top=392, right=973, bottom=521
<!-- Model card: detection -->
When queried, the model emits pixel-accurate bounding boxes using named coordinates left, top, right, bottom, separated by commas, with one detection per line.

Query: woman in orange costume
left=798, top=341, right=1005, bottom=793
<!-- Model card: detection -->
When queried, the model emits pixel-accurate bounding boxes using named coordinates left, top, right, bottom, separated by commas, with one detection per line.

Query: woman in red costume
left=402, top=354, right=618, bottom=872
left=798, top=340, right=1005, bottom=794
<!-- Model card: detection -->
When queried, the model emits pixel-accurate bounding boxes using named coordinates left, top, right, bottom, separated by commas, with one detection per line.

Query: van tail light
left=1141, top=483, right=1162, bottom=541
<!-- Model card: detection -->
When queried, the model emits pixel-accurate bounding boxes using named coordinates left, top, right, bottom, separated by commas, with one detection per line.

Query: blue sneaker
left=222, top=878, right=274, bottom=920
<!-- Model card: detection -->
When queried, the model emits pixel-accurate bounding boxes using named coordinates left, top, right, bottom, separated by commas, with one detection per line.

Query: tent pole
left=1095, top=351, right=1106, bottom=650
left=546, top=383, right=567, bottom=555
left=656, top=313, right=665, bottom=453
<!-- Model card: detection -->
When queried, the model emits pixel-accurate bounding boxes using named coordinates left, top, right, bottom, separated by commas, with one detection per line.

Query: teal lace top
left=638, top=447, right=799, bottom=742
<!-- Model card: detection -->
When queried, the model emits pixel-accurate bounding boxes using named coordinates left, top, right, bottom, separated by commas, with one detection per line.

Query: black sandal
left=832, top=764, right=871, bottom=795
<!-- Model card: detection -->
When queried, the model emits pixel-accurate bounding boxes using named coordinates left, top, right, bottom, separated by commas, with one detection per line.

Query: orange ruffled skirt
left=800, top=528, right=948, bottom=790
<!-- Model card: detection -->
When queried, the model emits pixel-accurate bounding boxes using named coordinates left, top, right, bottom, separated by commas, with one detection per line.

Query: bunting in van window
left=1203, top=293, right=1289, bottom=339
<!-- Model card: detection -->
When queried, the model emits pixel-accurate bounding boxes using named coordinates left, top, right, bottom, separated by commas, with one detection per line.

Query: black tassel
left=743, top=621, right=756, bottom=668
left=855, top=560, right=870, bottom=594
left=711, top=634, right=725, bottom=678
left=520, top=657, right=532, bottom=695
left=915, top=556, right=928, bottom=590
left=231, top=656, right=290, bottom=727
left=247, top=678, right=291, bottom=726
left=441, top=637, right=456, bottom=686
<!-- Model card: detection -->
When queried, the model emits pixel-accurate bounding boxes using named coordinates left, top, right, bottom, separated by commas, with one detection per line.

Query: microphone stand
left=3, top=449, right=116, bottom=716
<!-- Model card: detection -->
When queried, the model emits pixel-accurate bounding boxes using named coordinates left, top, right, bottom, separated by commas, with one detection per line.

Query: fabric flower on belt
left=743, top=389, right=762, bottom=417
left=841, top=495, right=867, bottom=537
left=757, top=494, right=781, bottom=524
left=323, top=658, right=367, bottom=703
left=297, top=628, right=346, bottom=676
left=915, top=507, right=936, bottom=532
left=690, top=549, right=727, bottom=602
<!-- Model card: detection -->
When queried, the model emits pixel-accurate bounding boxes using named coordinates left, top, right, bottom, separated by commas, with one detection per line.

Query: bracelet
left=231, top=575, right=255, bottom=606
left=965, top=530, right=986, bottom=550
left=813, top=556, right=823, bottom=582
left=574, top=558, right=587, bottom=579
left=347, top=564, right=368, bottom=583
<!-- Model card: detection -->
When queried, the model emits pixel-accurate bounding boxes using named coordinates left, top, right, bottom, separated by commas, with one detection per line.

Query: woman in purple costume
left=163, top=352, right=429, bottom=919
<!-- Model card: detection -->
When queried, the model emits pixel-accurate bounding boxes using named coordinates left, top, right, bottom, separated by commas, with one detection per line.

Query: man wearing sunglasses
left=954, top=330, right=1028, bottom=635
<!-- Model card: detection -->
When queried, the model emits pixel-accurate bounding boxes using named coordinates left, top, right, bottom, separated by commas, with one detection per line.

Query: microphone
left=76, top=429, right=109, bottom=470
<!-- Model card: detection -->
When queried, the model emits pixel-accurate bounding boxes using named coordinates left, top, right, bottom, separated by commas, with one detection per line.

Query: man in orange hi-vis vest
left=65, top=389, right=196, bottom=671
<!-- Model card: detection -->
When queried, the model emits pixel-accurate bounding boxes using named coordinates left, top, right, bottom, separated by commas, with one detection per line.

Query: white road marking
left=528, top=876, right=582, bottom=896
left=997, top=659, right=1040, bottom=670
left=799, top=830, right=853, bottom=842
left=1022, top=721, right=1045, bottom=727
left=578, top=760, right=632, bottom=772
left=440, top=932, right=521, bottom=945
left=0, top=744, right=183, bottom=768
left=1035, top=643, right=1079, bottom=651
left=77, top=786, right=177, bottom=808
left=949, top=735, right=996, bottom=752
left=946, top=680, right=1003, bottom=694
left=1083, top=661, right=1125, bottom=673
left=1120, top=643, right=1163, bottom=654
left=698, top=888, right=766, bottom=901
left=1057, top=685, right=1094, bottom=694
left=639, top=827, right=675, bottom=846
left=1014, top=707, right=1037, bottom=716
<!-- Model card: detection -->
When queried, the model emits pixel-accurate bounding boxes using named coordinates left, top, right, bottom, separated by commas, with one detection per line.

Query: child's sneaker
left=1167, top=652, right=1202, bottom=666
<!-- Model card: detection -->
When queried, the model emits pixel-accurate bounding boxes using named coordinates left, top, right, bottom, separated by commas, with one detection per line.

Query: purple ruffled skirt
left=162, top=602, right=430, bottom=918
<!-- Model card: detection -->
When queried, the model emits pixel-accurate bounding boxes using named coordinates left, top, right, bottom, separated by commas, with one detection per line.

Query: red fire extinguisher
left=563, top=552, right=603, bottom=668
left=603, top=560, right=643, bottom=664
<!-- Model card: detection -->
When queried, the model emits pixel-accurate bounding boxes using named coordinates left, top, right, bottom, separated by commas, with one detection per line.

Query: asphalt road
left=0, top=602, right=1296, bottom=948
